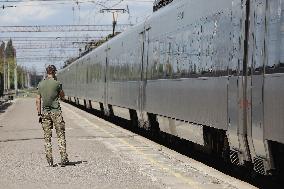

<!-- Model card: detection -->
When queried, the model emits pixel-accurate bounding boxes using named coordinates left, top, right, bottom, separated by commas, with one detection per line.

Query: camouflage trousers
left=42, top=111, right=68, bottom=163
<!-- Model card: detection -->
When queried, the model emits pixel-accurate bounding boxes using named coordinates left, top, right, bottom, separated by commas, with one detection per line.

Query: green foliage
left=5, top=39, right=16, bottom=89
left=0, top=42, right=5, bottom=75
left=17, top=65, right=27, bottom=89
left=5, top=39, right=15, bottom=58
left=0, top=39, right=27, bottom=89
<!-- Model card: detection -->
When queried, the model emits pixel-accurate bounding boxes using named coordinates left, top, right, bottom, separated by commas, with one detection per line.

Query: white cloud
left=0, top=2, right=57, bottom=25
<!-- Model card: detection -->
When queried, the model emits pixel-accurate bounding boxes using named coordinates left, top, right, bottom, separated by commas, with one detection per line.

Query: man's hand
left=36, top=94, right=42, bottom=117
left=38, top=115, right=43, bottom=124
left=59, top=90, right=65, bottom=100
left=38, top=112, right=42, bottom=124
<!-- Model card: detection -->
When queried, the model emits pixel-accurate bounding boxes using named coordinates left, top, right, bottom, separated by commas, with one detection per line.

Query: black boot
left=47, top=158, right=54, bottom=167
left=60, top=157, right=69, bottom=167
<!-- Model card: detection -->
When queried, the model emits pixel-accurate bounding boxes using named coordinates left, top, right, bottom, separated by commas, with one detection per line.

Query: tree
left=17, top=65, right=27, bottom=89
left=5, top=39, right=14, bottom=58
left=0, top=42, right=5, bottom=94
left=0, top=42, right=5, bottom=75
left=5, top=39, right=16, bottom=89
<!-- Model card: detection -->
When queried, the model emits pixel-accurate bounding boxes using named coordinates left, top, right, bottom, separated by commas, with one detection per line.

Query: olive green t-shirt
left=37, top=78, right=62, bottom=113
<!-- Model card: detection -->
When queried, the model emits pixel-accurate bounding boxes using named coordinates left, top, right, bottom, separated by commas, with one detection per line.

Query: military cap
left=46, top=65, right=57, bottom=74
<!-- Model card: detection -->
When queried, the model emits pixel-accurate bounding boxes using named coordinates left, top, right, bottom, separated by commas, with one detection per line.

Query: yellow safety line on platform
left=62, top=104, right=202, bottom=189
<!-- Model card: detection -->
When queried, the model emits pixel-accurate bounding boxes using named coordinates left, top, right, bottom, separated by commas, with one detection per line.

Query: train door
left=103, top=45, right=111, bottom=115
left=246, top=0, right=275, bottom=175
left=227, top=0, right=251, bottom=166
left=75, top=63, right=79, bottom=99
left=138, top=24, right=151, bottom=128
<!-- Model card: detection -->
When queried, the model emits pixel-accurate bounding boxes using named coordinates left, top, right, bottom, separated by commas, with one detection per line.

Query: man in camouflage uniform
left=36, top=65, right=69, bottom=167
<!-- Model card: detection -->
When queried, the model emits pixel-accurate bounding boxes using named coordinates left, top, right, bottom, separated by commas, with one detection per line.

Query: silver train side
left=58, top=0, right=284, bottom=175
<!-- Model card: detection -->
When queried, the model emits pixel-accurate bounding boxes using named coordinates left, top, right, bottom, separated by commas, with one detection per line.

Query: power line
left=16, top=51, right=79, bottom=55
left=0, top=36, right=104, bottom=41
left=16, top=49, right=78, bottom=52
left=0, top=24, right=132, bottom=33
left=9, top=40, right=95, bottom=43
left=17, top=56, right=71, bottom=60
left=13, top=40, right=102, bottom=50
left=13, top=41, right=91, bottom=45
left=0, top=0, right=153, bottom=2
left=16, top=57, right=72, bottom=63
left=0, top=0, right=153, bottom=71
left=1, top=0, right=153, bottom=8
left=14, top=45, right=80, bottom=49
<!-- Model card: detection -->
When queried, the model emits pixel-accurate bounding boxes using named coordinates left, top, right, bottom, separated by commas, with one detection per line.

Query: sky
left=0, top=0, right=155, bottom=73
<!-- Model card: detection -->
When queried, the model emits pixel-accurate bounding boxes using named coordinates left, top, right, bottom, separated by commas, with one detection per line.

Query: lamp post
left=3, top=44, right=6, bottom=93
left=14, top=48, right=18, bottom=96
left=7, top=50, right=10, bottom=91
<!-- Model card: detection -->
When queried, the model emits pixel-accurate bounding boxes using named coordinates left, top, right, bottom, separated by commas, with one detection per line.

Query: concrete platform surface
left=0, top=98, right=258, bottom=189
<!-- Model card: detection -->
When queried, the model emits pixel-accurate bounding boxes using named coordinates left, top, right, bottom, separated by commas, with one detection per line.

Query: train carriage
left=58, top=0, right=284, bottom=176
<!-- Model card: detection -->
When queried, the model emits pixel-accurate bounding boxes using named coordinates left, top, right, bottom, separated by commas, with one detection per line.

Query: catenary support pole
left=3, top=50, right=6, bottom=93
left=14, top=49, right=18, bottom=96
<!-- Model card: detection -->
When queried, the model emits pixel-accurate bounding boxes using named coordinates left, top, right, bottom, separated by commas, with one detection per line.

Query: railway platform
left=0, top=98, right=257, bottom=189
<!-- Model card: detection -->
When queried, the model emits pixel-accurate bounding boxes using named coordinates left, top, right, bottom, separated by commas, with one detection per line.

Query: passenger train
left=58, top=0, right=284, bottom=176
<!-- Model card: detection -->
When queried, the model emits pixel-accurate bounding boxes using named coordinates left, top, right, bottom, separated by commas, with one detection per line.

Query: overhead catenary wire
left=1, top=0, right=153, bottom=8
left=0, top=0, right=153, bottom=2
left=0, top=36, right=104, bottom=41
left=0, top=0, right=153, bottom=72
left=0, top=24, right=132, bottom=32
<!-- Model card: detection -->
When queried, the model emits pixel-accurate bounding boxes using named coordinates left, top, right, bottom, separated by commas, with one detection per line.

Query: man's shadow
left=0, top=101, right=12, bottom=114
left=55, top=160, right=87, bottom=167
